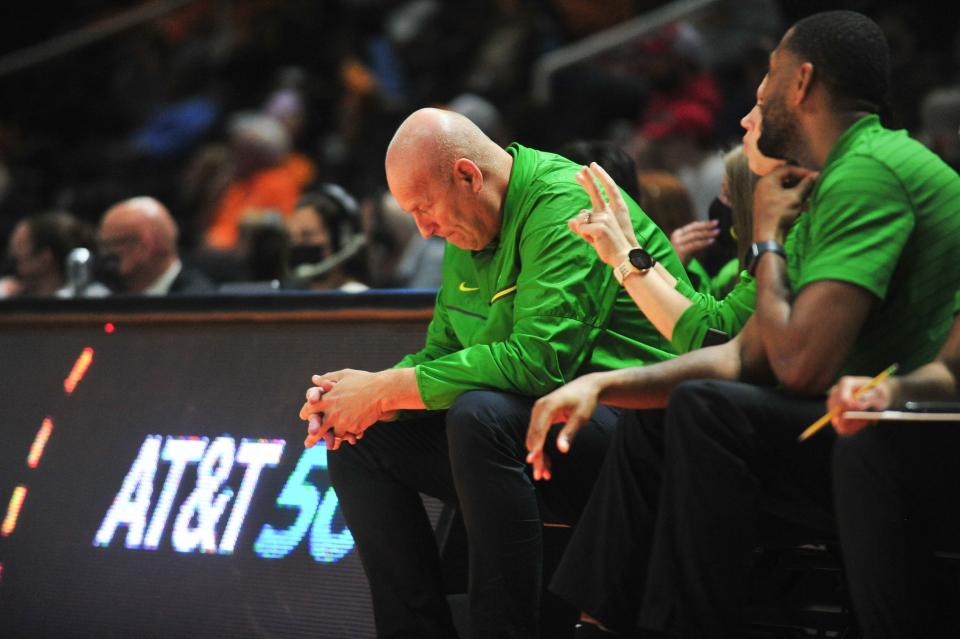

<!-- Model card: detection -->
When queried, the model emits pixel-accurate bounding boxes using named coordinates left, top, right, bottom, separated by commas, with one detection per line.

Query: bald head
left=102, top=197, right=178, bottom=256
left=99, top=197, right=179, bottom=292
left=384, top=108, right=513, bottom=251
left=386, top=108, right=499, bottom=182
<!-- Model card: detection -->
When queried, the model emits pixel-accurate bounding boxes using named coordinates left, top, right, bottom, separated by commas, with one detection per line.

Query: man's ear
left=794, top=61, right=815, bottom=107
left=453, top=158, right=483, bottom=193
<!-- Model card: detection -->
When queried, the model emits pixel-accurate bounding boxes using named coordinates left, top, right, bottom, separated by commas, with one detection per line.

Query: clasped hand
left=298, top=369, right=396, bottom=450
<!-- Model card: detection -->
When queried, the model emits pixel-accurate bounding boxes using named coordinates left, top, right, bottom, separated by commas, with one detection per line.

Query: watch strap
left=613, top=258, right=636, bottom=285
left=747, top=241, right=787, bottom=276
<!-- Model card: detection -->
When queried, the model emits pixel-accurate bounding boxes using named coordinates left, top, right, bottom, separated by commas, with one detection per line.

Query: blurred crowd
left=1, top=0, right=957, bottom=298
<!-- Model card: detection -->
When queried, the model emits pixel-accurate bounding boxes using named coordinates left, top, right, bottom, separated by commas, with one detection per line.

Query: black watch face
left=628, top=248, right=655, bottom=270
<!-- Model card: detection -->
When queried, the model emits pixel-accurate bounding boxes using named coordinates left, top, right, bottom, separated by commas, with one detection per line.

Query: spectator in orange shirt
left=203, top=113, right=304, bottom=250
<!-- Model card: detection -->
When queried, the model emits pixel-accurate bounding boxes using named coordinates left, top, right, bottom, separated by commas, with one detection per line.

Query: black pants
left=551, top=379, right=836, bottom=638
left=833, top=421, right=960, bottom=638
left=327, top=390, right=619, bottom=639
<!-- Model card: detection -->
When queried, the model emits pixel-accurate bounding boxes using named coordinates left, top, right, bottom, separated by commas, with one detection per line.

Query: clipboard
left=842, top=410, right=960, bottom=422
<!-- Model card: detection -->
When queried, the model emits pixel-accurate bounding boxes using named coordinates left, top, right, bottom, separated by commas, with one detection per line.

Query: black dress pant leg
left=639, top=380, right=835, bottom=639
left=327, top=411, right=459, bottom=639
left=329, top=390, right=619, bottom=639
left=833, top=421, right=960, bottom=639
left=548, top=409, right=669, bottom=634
left=446, top=391, right=618, bottom=639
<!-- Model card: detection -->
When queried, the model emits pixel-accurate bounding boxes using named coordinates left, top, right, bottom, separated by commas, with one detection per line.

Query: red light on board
left=104, top=322, right=116, bottom=334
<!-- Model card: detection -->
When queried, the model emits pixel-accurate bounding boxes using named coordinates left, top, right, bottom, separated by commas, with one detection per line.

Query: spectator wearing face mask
left=286, top=185, right=369, bottom=292
left=98, top=197, right=214, bottom=295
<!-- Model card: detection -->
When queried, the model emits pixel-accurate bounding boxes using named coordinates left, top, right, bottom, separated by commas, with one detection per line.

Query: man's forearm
left=752, top=250, right=876, bottom=394
left=750, top=167, right=838, bottom=393
left=888, top=361, right=960, bottom=407
left=752, top=252, right=796, bottom=369
left=595, top=339, right=743, bottom=409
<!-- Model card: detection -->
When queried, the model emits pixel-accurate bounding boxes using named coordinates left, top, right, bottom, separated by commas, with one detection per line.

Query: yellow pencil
left=797, top=363, right=899, bottom=442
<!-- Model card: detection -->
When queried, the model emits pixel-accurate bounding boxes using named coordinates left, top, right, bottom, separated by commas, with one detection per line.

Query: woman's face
left=289, top=206, right=332, bottom=252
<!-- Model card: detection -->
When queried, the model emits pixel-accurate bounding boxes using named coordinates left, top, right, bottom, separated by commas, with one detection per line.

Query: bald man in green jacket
left=298, top=108, right=689, bottom=638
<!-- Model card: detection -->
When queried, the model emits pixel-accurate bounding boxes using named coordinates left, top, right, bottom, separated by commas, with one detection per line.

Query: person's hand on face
left=752, top=165, right=819, bottom=243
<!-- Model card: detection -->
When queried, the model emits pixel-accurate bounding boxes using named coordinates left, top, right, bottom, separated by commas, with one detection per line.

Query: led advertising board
left=0, top=315, right=437, bottom=638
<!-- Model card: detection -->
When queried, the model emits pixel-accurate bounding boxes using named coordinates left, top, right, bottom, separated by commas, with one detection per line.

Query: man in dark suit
left=98, top=197, right=214, bottom=295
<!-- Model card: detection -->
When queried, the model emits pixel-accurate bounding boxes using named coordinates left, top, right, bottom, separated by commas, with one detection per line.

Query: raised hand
left=568, top=163, right=640, bottom=267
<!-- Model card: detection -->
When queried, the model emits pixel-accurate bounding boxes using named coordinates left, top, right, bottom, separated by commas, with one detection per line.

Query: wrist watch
left=746, top=240, right=787, bottom=276
left=613, top=247, right=656, bottom=285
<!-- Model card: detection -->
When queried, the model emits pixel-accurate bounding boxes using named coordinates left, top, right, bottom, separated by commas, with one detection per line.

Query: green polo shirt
left=784, top=114, right=960, bottom=377
left=396, top=143, right=691, bottom=409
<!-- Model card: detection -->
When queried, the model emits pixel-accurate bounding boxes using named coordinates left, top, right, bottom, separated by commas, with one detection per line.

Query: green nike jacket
left=395, top=143, right=691, bottom=410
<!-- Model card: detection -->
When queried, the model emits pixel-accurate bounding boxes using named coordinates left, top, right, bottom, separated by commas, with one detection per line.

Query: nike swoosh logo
left=458, top=282, right=479, bottom=292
